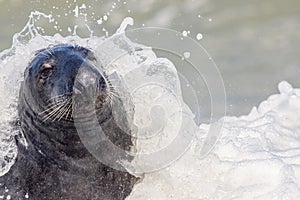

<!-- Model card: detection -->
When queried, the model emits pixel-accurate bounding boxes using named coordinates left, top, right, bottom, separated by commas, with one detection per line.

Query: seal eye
left=40, top=63, right=54, bottom=79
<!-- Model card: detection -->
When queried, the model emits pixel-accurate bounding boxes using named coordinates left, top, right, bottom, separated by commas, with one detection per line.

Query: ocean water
left=0, top=1, right=299, bottom=199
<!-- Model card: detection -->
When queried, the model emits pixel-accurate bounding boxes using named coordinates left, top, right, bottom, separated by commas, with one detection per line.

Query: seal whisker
left=48, top=104, right=68, bottom=121
left=52, top=99, right=72, bottom=122
left=107, top=84, right=127, bottom=100
left=108, top=91, right=120, bottom=99
left=42, top=102, right=67, bottom=122
left=107, top=91, right=123, bottom=103
left=52, top=105, right=67, bottom=122
left=64, top=100, right=73, bottom=121
left=39, top=101, right=64, bottom=114
left=66, top=99, right=73, bottom=120
left=105, top=93, right=115, bottom=107
left=39, top=100, right=66, bottom=115
left=42, top=106, right=64, bottom=122
left=57, top=98, right=72, bottom=121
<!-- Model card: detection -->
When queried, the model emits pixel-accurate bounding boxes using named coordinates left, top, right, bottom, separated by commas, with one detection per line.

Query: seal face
left=0, top=44, right=138, bottom=199
left=26, top=44, right=109, bottom=123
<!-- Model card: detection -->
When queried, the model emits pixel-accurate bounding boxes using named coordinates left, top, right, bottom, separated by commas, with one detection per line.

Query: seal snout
left=74, top=66, right=109, bottom=102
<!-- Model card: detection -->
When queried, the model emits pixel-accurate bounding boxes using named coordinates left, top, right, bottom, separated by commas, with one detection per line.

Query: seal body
left=0, top=44, right=138, bottom=199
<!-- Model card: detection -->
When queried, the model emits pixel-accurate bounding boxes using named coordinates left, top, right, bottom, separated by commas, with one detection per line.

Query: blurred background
left=0, top=0, right=299, bottom=120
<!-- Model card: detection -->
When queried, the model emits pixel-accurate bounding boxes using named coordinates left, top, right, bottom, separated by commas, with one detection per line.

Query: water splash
left=0, top=11, right=190, bottom=178
left=116, top=17, right=134, bottom=34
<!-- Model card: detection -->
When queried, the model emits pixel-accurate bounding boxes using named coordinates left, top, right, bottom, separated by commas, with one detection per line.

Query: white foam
left=127, top=81, right=300, bottom=199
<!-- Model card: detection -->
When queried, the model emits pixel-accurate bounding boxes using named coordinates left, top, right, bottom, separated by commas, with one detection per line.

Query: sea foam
left=128, top=81, right=300, bottom=200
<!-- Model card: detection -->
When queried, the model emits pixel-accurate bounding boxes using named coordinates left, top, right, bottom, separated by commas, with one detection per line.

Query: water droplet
left=183, top=52, right=191, bottom=59
left=196, top=33, right=203, bottom=40
left=73, top=5, right=79, bottom=17
left=182, top=30, right=188, bottom=37
left=116, top=17, right=134, bottom=33
left=79, top=4, right=86, bottom=9
left=278, top=81, right=293, bottom=94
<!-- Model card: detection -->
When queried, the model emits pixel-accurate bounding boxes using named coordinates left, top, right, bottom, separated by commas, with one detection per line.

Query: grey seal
left=0, top=44, right=139, bottom=199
